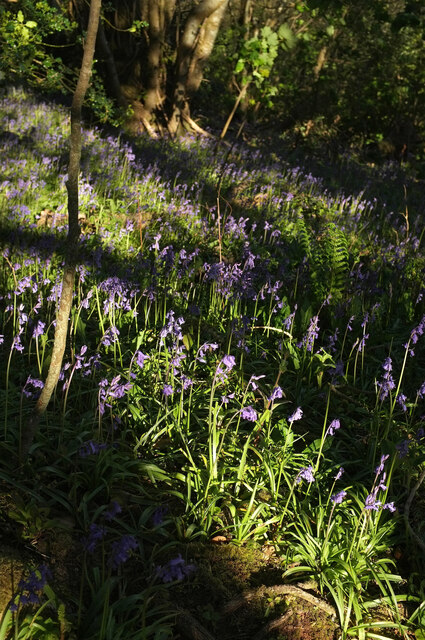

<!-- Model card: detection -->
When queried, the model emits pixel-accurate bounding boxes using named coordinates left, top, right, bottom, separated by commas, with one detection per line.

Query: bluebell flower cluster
left=240, top=405, right=258, bottom=422
left=295, top=465, right=315, bottom=485
left=109, top=535, right=138, bottom=569
left=377, top=357, right=395, bottom=401
left=10, top=564, right=51, bottom=611
left=156, top=554, right=196, bottom=583
left=364, top=454, right=396, bottom=513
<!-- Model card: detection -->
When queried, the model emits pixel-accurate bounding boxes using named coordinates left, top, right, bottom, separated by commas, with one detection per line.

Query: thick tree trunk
left=168, top=0, right=229, bottom=136
left=20, top=0, right=101, bottom=461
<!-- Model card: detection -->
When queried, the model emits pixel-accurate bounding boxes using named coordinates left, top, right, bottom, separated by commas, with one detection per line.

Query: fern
left=296, top=213, right=312, bottom=260
left=296, top=214, right=349, bottom=302
left=323, top=222, right=349, bottom=301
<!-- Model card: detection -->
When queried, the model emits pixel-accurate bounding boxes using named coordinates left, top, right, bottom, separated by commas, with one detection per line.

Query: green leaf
left=25, top=21, right=37, bottom=29
left=278, top=23, right=297, bottom=49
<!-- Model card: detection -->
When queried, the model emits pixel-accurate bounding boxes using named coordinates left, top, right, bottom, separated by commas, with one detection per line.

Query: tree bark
left=168, top=0, right=229, bottom=136
left=20, top=0, right=102, bottom=461
left=97, top=17, right=127, bottom=108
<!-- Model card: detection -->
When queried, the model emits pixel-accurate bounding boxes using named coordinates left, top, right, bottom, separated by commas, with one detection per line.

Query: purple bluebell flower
left=331, top=490, right=347, bottom=504
left=135, top=351, right=149, bottom=368
left=377, top=471, right=387, bottom=492
left=109, top=535, right=138, bottom=569
left=79, top=440, right=108, bottom=457
left=196, top=341, right=218, bottom=363
left=152, top=505, right=169, bottom=527
left=83, top=523, right=106, bottom=553
left=98, top=375, right=132, bottom=415
left=269, top=386, right=283, bottom=403
left=283, top=306, right=297, bottom=331
left=103, top=501, right=122, bottom=522
left=377, top=357, right=395, bottom=401
left=221, top=392, right=235, bottom=405
left=295, top=465, right=315, bottom=484
left=12, top=564, right=51, bottom=610
left=298, top=315, right=319, bottom=352
left=222, top=354, right=236, bottom=370
left=159, top=310, right=185, bottom=344
left=396, top=439, right=409, bottom=458
left=31, top=320, right=45, bottom=338
left=365, top=490, right=382, bottom=511
left=375, top=454, right=390, bottom=476
left=288, top=407, right=303, bottom=423
left=357, top=333, right=369, bottom=351
left=162, top=384, right=174, bottom=397
left=326, top=419, right=341, bottom=437
left=334, top=467, right=345, bottom=481
left=240, top=406, right=258, bottom=422
left=396, top=393, right=407, bottom=412
left=22, top=376, right=44, bottom=399
left=101, top=325, right=120, bottom=347
left=156, top=554, right=196, bottom=583
left=417, top=382, right=425, bottom=399
left=249, top=374, right=265, bottom=390
left=383, top=502, right=396, bottom=512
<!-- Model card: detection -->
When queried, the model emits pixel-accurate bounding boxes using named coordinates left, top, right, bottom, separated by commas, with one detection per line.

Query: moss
left=0, top=546, right=26, bottom=616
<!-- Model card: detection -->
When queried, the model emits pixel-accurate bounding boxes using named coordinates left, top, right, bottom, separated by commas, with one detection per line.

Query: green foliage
left=234, top=24, right=296, bottom=107
left=0, top=1, right=75, bottom=90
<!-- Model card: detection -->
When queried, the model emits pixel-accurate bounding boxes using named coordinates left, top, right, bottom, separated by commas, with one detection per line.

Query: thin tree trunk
left=20, top=0, right=102, bottom=461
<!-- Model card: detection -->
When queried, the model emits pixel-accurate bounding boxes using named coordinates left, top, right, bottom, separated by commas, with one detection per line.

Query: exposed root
left=174, top=606, right=217, bottom=640
left=404, top=467, right=425, bottom=553
left=224, top=583, right=337, bottom=619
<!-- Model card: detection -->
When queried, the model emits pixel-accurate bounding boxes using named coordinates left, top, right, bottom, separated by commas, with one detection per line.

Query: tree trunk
left=168, top=0, right=229, bottom=136
left=20, top=0, right=101, bottom=461
left=238, top=0, right=252, bottom=115
left=97, top=17, right=127, bottom=108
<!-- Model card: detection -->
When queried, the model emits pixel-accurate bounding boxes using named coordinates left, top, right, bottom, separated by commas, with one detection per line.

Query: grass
left=0, top=86, right=425, bottom=640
